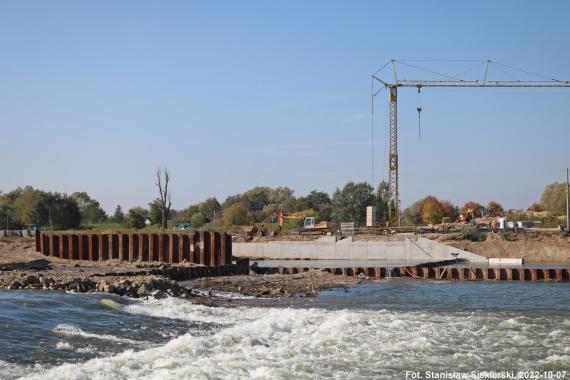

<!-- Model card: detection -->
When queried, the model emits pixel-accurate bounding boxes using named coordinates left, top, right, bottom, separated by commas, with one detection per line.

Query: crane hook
left=417, top=87, right=422, bottom=139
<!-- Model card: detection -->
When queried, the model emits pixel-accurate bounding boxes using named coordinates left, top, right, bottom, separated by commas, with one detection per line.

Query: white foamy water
left=52, top=324, right=144, bottom=345
left=19, top=296, right=570, bottom=380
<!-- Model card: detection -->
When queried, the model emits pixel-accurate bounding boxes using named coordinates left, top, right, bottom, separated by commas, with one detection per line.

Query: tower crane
left=372, top=59, right=570, bottom=225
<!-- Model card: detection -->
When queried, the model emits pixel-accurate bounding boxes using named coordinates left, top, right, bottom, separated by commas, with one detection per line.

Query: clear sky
left=1, top=0, right=569, bottom=213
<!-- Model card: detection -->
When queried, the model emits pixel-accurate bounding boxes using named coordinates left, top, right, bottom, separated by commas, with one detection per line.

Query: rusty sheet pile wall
left=277, top=266, right=570, bottom=282
left=35, top=231, right=233, bottom=266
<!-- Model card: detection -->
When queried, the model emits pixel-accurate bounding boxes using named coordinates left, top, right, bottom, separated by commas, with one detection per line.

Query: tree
left=402, top=196, right=457, bottom=225
left=148, top=198, right=163, bottom=225
left=305, top=190, right=331, bottom=209
left=540, top=182, right=566, bottom=215
left=223, top=203, right=251, bottom=225
left=191, top=212, right=206, bottom=228
left=155, top=167, right=172, bottom=228
left=175, top=204, right=200, bottom=223
left=374, top=181, right=390, bottom=223
left=127, top=207, right=149, bottom=229
left=527, top=203, right=544, bottom=212
left=0, top=188, right=23, bottom=229
left=331, top=182, right=375, bottom=224
left=199, top=197, right=221, bottom=221
left=402, top=199, right=422, bottom=225
left=14, top=186, right=51, bottom=227
left=70, top=192, right=107, bottom=225
left=111, top=205, right=125, bottom=224
left=48, top=193, right=82, bottom=229
left=440, top=200, right=459, bottom=221
left=486, top=201, right=504, bottom=217
left=460, top=201, right=483, bottom=218
left=420, top=196, right=443, bottom=224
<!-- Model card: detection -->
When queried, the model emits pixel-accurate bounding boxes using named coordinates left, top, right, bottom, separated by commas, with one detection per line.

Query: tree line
left=0, top=179, right=567, bottom=230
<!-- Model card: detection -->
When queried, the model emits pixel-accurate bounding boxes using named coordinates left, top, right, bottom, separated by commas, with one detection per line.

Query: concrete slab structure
left=233, top=235, right=489, bottom=265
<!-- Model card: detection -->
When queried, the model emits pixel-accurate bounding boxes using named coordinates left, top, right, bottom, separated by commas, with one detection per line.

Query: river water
left=0, top=280, right=569, bottom=379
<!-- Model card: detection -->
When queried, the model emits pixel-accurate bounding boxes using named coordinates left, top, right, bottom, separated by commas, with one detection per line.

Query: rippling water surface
left=0, top=280, right=569, bottom=379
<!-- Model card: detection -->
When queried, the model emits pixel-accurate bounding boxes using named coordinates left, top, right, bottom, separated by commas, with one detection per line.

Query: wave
left=52, top=324, right=143, bottom=345
left=16, top=298, right=570, bottom=379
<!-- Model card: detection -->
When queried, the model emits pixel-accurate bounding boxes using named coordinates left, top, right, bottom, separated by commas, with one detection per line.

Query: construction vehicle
left=458, top=208, right=475, bottom=224
left=277, top=210, right=332, bottom=235
left=241, top=224, right=268, bottom=238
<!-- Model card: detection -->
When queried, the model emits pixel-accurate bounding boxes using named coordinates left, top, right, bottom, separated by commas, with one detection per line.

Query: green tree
left=374, top=181, right=390, bottom=223
left=148, top=199, right=162, bottom=225
left=70, top=192, right=107, bottom=225
left=0, top=188, right=24, bottom=229
left=241, top=187, right=271, bottom=221
left=402, top=199, right=423, bottom=225
left=331, top=182, right=375, bottom=224
left=191, top=212, right=206, bottom=228
left=175, top=204, right=199, bottom=223
left=48, top=193, right=81, bottom=229
left=127, top=207, right=149, bottom=229
left=111, top=205, right=125, bottom=224
left=199, top=197, right=221, bottom=221
left=14, top=186, right=51, bottom=226
left=540, top=182, right=567, bottom=215
left=223, top=203, right=251, bottom=225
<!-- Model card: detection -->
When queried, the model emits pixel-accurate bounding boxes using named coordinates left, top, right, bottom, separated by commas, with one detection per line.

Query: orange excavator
left=276, top=210, right=332, bottom=235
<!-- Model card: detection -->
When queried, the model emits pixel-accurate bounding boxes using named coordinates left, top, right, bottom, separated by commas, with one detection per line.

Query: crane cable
left=416, top=87, right=422, bottom=139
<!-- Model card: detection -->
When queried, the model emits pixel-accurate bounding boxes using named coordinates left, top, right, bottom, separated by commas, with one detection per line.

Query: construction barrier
left=35, top=231, right=233, bottom=266
left=273, top=265, right=570, bottom=282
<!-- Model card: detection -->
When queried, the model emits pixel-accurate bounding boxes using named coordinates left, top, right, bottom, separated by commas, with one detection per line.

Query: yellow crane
left=372, top=59, right=570, bottom=225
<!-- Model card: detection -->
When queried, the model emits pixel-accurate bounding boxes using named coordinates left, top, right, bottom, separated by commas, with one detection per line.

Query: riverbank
left=428, top=231, right=570, bottom=262
left=0, top=237, right=356, bottom=303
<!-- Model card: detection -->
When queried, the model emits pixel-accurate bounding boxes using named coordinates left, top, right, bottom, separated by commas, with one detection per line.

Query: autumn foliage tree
left=527, top=203, right=544, bottom=212
left=420, top=196, right=443, bottom=224
left=486, top=201, right=504, bottom=217
left=402, top=196, right=458, bottom=225
left=460, top=201, right=483, bottom=218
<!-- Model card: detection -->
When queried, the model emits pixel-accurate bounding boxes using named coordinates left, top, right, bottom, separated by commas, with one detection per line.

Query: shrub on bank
left=461, top=228, right=486, bottom=242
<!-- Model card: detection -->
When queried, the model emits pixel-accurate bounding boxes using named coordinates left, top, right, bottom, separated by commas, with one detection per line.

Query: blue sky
left=0, top=1, right=569, bottom=213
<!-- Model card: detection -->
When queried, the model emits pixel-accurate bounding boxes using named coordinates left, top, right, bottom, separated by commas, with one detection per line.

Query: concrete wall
left=234, top=236, right=489, bottom=264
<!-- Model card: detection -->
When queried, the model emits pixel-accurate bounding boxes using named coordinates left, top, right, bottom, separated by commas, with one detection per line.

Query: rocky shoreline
left=0, top=237, right=357, bottom=305
left=1, top=272, right=192, bottom=299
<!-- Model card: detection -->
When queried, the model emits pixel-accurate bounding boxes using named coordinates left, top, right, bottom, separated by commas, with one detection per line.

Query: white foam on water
left=0, top=360, right=44, bottom=380
left=52, top=324, right=144, bottom=345
left=17, top=298, right=570, bottom=380
left=55, top=341, right=72, bottom=350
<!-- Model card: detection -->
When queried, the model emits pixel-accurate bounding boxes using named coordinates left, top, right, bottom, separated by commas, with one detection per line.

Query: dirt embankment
left=0, top=237, right=354, bottom=304
left=430, top=232, right=570, bottom=262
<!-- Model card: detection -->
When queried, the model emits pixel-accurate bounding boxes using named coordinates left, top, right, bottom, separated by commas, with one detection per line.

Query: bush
left=461, top=228, right=486, bottom=242
left=501, top=232, right=517, bottom=241
left=127, top=207, right=149, bottom=229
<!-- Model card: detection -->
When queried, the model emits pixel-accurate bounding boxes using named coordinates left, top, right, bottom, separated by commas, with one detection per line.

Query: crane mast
left=372, top=60, right=570, bottom=225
